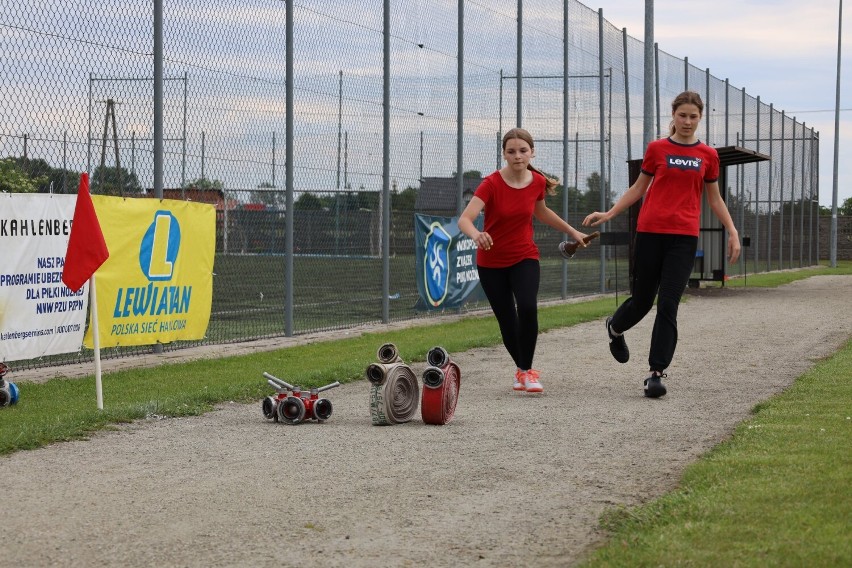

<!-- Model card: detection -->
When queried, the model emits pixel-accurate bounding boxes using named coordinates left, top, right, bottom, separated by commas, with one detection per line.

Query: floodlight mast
left=830, top=0, right=843, bottom=267
left=643, top=0, right=655, bottom=151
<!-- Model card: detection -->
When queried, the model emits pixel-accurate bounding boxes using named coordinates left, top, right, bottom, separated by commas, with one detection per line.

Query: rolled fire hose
left=420, top=346, right=461, bottom=425
left=367, top=344, right=419, bottom=425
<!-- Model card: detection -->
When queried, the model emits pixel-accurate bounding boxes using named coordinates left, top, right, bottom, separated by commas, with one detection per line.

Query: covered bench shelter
left=625, top=145, right=770, bottom=286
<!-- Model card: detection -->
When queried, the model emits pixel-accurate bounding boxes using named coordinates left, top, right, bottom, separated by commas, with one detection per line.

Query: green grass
left=716, top=260, right=852, bottom=288
left=579, top=338, right=852, bottom=568
left=0, top=297, right=616, bottom=455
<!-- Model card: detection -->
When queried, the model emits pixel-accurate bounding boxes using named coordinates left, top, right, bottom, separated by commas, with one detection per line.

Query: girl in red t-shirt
left=458, top=128, right=590, bottom=394
left=583, top=91, right=741, bottom=398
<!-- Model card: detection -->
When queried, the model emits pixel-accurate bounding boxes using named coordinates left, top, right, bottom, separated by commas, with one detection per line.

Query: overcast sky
left=589, top=0, right=850, bottom=207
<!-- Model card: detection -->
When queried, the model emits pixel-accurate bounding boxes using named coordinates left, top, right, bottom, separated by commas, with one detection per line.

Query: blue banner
left=414, top=214, right=485, bottom=310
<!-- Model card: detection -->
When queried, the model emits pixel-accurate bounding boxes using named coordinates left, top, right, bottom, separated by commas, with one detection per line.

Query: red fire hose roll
left=421, top=347, right=460, bottom=425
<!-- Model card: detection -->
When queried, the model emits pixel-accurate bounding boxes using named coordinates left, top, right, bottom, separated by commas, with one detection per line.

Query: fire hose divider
left=367, top=344, right=420, bottom=425
left=420, top=347, right=461, bottom=425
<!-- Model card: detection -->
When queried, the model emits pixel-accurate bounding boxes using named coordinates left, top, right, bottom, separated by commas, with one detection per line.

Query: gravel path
left=2, top=275, right=850, bottom=568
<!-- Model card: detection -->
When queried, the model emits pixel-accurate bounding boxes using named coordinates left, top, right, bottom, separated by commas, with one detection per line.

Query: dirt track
left=2, top=275, right=850, bottom=567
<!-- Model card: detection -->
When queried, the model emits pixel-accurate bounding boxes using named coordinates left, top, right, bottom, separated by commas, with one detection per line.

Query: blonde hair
left=668, top=90, right=705, bottom=137
left=502, top=127, right=558, bottom=195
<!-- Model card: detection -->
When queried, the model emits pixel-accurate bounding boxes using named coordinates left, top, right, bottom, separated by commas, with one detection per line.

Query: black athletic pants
left=477, top=258, right=540, bottom=371
left=609, top=232, right=698, bottom=372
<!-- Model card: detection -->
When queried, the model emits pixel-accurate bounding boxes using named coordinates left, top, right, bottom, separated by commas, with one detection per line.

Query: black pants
left=477, top=258, right=540, bottom=371
left=610, top=232, right=698, bottom=372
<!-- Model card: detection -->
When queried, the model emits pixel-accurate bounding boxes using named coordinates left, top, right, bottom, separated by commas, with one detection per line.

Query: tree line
left=4, top=155, right=851, bottom=216
left=0, top=156, right=219, bottom=197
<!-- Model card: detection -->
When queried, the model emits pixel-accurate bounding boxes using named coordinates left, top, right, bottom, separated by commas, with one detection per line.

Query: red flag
left=62, top=173, right=110, bottom=292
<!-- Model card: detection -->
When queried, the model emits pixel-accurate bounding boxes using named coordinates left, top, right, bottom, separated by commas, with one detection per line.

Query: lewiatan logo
left=112, top=210, right=192, bottom=322
left=140, top=210, right=181, bottom=281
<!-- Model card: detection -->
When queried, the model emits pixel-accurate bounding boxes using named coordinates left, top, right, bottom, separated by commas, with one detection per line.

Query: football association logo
left=423, top=222, right=451, bottom=307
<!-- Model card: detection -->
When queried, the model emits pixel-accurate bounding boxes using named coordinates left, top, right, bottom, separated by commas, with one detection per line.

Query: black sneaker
left=644, top=372, right=667, bottom=398
left=606, top=317, right=629, bottom=363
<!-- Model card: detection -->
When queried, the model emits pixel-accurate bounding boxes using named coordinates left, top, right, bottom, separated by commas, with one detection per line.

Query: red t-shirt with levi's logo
left=637, top=137, right=720, bottom=237
left=473, top=170, right=546, bottom=268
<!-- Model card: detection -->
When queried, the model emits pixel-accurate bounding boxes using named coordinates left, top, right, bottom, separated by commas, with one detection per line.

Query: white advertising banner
left=0, top=193, right=88, bottom=361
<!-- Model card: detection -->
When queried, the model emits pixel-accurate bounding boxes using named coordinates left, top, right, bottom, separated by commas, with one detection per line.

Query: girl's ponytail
left=528, top=164, right=558, bottom=196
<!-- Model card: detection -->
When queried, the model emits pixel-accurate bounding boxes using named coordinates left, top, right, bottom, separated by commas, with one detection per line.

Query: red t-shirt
left=473, top=170, right=545, bottom=268
left=637, top=137, right=720, bottom=237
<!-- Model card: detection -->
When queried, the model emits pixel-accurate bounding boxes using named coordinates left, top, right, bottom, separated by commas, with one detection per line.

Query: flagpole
left=62, top=172, right=109, bottom=409
left=89, top=275, right=104, bottom=410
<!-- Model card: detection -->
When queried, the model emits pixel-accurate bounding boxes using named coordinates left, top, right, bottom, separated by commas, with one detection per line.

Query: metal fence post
left=623, top=29, right=632, bottom=161
left=790, top=114, right=796, bottom=266
left=779, top=111, right=786, bottom=270
left=705, top=68, right=711, bottom=145
left=152, top=0, right=164, bottom=355
left=457, top=0, right=464, bottom=216
left=285, top=0, right=294, bottom=336
left=644, top=1, right=655, bottom=149
left=598, top=8, right=606, bottom=293
left=767, top=103, right=774, bottom=272
left=516, top=0, right=522, bottom=127
left=724, top=78, right=729, bottom=146
left=382, top=0, right=391, bottom=323
left=562, top=4, right=571, bottom=300
left=800, top=121, right=807, bottom=266
left=654, top=43, right=661, bottom=139
left=755, top=95, right=761, bottom=274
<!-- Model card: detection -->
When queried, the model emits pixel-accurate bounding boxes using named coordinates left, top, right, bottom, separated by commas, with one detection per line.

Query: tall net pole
left=831, top=0, right=843, bottom=267
left=643, top=0, right=655, bottom=150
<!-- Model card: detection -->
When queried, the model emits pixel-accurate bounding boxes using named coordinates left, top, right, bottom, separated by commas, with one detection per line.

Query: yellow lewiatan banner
left=83, top=195, right=215, bottom=348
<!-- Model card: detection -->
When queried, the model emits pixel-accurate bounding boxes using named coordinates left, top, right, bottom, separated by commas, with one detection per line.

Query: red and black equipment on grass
left=420, top=346, right=460, bottom=425
left=261, top=372, right=340, bottom=424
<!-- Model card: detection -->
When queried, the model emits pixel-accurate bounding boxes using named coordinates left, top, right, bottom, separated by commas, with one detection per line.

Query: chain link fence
left=1, top=1, right=820, bottom=371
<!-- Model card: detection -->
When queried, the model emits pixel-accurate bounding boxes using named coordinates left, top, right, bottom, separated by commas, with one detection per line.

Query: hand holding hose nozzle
left=558, top=231, right=600, bottom=259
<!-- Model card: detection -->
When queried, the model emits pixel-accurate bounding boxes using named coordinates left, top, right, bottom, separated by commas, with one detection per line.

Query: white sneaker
left=513, top=369, right=526, bottom=391
left=524, top=370, right=543, bottom=393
